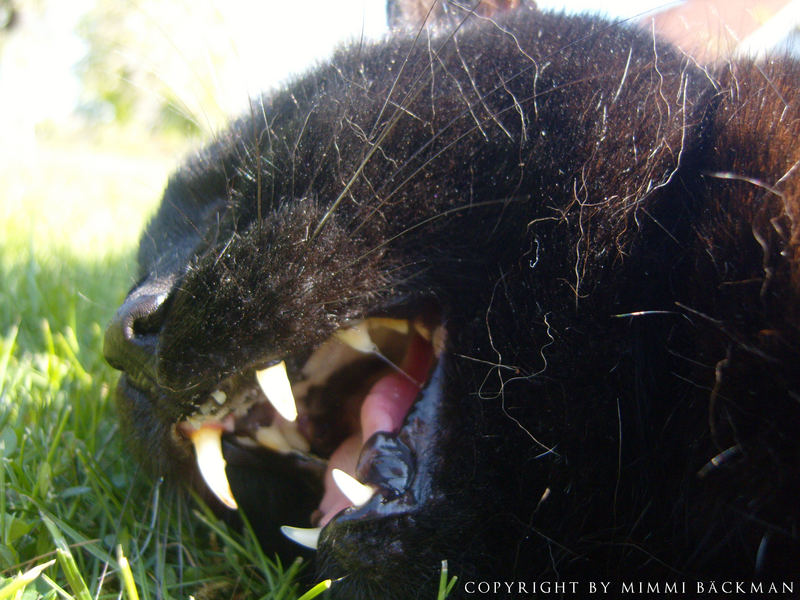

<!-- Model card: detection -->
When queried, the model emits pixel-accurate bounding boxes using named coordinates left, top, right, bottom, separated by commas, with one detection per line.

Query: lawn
left=0, top=136, right=309, bottom=599
left=0, top=136, right=457, bottom=599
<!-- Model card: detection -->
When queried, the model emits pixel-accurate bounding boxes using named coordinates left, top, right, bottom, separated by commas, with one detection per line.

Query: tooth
left=331, top=468, right=374, bottom=507
left=335, top=322, right=378, bottom=354
left=185, top=415, right=204, bottom=429
left=412, top=319, right=432, bottom=341
left=277, top=419, right=311, bottom=452
left=189, top=426, right=238, bottom=510
left=210, top=390, right=227, bottom=405
left=280, top=525, right=322, bottom=550
left=256, top=361, right=298, bottom=421
left=431, top=324, right=446, bottom=357
left=234, top=435, right=258, bottom=448
left=369, top=317, right=409, bottom=334
left=255, top=425, right=292, bottom=453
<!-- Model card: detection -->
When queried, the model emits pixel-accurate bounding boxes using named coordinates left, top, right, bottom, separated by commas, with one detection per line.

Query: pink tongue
left=316, top=335, right=433, bottom=526
left=361, top=334, right=433, bottom=440
left=359, top=371, right=421, bottom=441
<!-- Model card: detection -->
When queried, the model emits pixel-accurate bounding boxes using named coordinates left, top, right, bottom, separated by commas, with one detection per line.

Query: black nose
left=103, top=277, right=173, bottom=379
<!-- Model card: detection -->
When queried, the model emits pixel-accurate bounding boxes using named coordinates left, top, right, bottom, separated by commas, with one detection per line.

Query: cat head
left=103, top=5, right=800, bottom=597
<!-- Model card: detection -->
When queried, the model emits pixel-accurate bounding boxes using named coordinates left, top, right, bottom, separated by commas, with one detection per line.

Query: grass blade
left=437, top=560, right=458, bottom=599
left=295, top=579, right=331, bottom=600
left=0, top=559, right=56, bottom=600
left=117, top=545, right=141, bottom=600
left=0, top=323, right=19, bottom=399
left=41, top=513, right=93, bottom=600
left=40, top=573, right=73, bottom=600
left=55, top=547, right=93, bottom=600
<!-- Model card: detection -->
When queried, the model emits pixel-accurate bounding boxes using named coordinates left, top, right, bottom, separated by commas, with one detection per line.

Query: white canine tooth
left=210, top=390, right=227, bottom=405
left=280, top=525, right=322, bottom=550
left=189, top=426, right=238, bottom=510
left=335, top=322, right=378, bottom=354
left=256, top=361, right=298, bottom=421
left=331, top=468, right=374, bottom=507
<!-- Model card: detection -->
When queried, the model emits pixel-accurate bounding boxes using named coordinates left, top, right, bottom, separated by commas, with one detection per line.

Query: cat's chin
left=171, top=311, right=447, bottom=551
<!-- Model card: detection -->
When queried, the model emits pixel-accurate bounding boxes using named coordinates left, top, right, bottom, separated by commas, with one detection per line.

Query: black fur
left=105, top=7, right=800, bottom=598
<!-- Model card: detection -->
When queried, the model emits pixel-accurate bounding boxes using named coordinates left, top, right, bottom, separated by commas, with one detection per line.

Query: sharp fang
left=189, top=426, right=238, bottom=510
left=280, top=525, right=322, bottom=550
left=335, top=322, right=378, bottom=354
left=210, top=390, right=226, bottom=405
left=331, top=468, right=374, bottom=507
left=256, top=361, right=298, bottom=421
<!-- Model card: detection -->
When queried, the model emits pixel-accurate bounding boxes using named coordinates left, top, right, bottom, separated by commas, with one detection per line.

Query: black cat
left=104, top=5, right=800, bottom=598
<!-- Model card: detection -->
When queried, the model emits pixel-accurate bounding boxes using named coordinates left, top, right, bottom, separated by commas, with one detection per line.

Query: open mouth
left=174, top=313, right=446, bottom=550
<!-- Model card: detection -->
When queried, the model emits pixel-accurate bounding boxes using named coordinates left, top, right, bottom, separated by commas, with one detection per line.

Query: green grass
left=0, top=139, right=458, bottom=599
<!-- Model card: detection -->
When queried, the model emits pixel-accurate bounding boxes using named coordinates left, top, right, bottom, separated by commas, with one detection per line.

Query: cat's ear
left=387, top=0, right=528, bottom=30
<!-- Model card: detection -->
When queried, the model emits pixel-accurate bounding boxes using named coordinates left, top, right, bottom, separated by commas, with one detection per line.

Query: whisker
left=248, top=97, right=264, bottom=230
left=335, top=196, right=526, bottom=276
left=350, top=73, right=603, bottom=236
left=310, top=0, right=487, bottom=243
left=367, top=0, right=441, bottom=140
left=348, top=19, right=674, bottom=236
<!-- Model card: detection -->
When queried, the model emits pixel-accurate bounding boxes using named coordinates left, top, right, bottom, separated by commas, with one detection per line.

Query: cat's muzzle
left=105, top=293, right=445, bottom=553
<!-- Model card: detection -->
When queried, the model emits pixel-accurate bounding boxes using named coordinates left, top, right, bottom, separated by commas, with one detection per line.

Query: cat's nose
left=103, top=278, right=172, bottom=378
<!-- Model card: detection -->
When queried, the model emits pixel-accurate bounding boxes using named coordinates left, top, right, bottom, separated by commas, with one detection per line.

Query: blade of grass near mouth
left=296, top=579, right=332, bottom=600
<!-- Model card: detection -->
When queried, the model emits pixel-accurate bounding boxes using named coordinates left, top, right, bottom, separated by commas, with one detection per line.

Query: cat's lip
left=175, top=313, right=444, bottom=542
